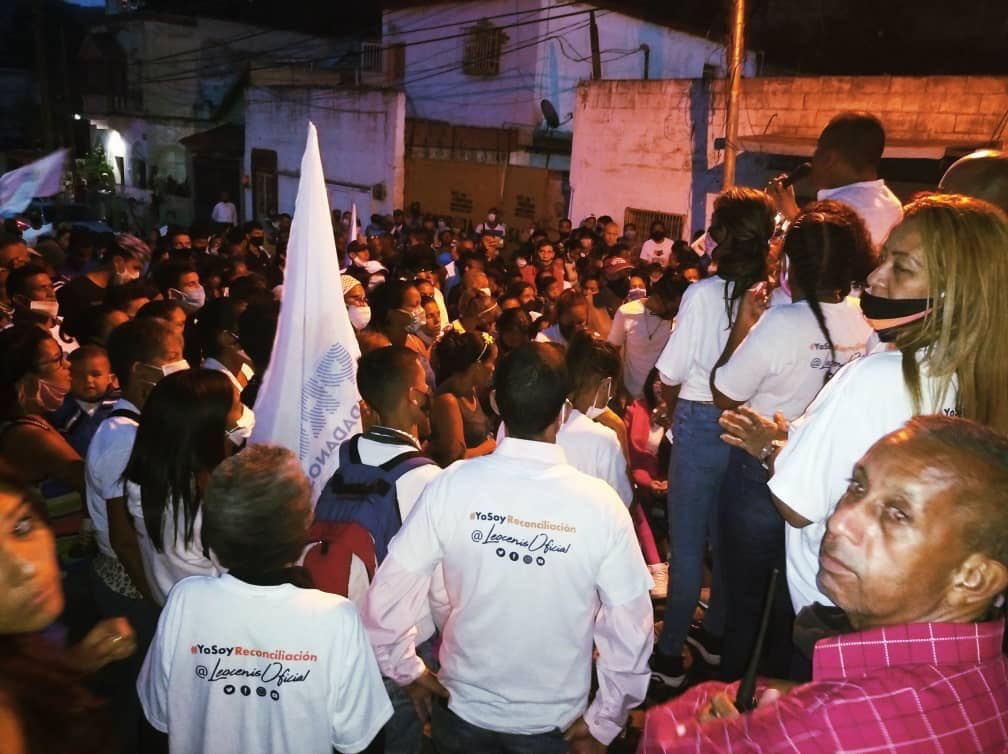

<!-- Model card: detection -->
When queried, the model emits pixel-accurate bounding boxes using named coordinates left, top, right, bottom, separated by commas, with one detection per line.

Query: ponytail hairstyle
left=783, top=200, right=876, bottom=380
left=710, top=187, right=776, bottom=326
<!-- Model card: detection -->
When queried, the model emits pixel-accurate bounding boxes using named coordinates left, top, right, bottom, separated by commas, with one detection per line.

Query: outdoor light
left=73, top=113, right=82, bottom=121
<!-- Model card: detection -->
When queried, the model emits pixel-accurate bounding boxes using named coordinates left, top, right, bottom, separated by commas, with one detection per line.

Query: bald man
left=640, top=415, right=1008, bottom=753
left=939, top=149, right=1008, bottom=214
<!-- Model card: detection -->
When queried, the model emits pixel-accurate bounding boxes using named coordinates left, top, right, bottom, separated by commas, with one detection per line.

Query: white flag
left=0, top=149, right=68, bottom=215
left=349, top=202, right=358, bottom=245
left=251, top=122, right=361, bottom=502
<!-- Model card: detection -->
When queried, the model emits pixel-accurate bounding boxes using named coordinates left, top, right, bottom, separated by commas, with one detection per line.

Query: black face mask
left=651, top=230, right=665, bottom=242
left=859, top=291, right=931, bottom=341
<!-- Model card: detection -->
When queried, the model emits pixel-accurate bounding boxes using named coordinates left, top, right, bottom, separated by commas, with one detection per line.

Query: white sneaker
left=648, top=562, right=669, bottom=599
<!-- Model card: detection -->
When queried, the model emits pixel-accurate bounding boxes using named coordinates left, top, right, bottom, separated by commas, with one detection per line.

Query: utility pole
left=33, top=0, right=55, bottom=151
left=723, top=0, right=746, bottom=189
left=589, top=10, right=601, bottom=81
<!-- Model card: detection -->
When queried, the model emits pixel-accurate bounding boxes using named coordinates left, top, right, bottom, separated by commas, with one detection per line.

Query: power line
left=141, top=28, right=273, bottom=64
left=383, top=1, right=581, bottom=37
left=138, top=7, right=598, bottom=87
left=399, top=16, right=602, bottom=89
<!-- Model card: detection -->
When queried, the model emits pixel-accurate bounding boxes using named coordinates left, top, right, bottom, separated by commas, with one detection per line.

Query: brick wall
left=569, top=75, right=1008, bottom=235
left=722, top=75, right=1008, bottom=143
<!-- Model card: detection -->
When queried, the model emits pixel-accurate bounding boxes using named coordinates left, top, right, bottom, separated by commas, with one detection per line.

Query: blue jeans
left=382, top=638, right=439, bottom=754
left=718, top=448, right=794, bottom=680
left=657, top=399, right=729, bottom=657
left=431, top=701, right=568, bottom=754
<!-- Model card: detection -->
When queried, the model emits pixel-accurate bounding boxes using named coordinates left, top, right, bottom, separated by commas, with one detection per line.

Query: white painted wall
left=569, top=79, right=696, bottom=231
left=384, top=0, right=756, bottom=133
left=244, top=86, right=406, bottom=220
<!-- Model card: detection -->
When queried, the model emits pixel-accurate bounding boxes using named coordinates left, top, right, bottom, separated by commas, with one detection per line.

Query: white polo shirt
left=386, top=437, right=651, bottom=735
left=84, top=398, right=139, bottom=558
left=714, top=299, right=874, bottom=420
left=817, top=179, right=903, bottom=247
left=768, top=349, right=958, bottom=611
left=655, top=275, right=735, bottom=402
left=608, top=299, right=672, bottom=399
left=138, top=574, right=392, bottom=754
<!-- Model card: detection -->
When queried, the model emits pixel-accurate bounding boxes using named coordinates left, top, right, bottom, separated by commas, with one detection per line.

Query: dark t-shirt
left=57, top=274, right=107, bottom=340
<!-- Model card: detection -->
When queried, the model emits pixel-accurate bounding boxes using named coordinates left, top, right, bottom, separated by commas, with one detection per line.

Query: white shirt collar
left=496, top=436, right=568, bottom=466
left=817, top=179, right=885, bottom=200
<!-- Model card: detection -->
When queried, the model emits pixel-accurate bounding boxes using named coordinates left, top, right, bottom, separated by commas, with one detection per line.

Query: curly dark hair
left=431, top=330, right=488, bottom=384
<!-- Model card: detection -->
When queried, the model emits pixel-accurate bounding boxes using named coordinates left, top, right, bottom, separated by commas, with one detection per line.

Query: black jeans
left=431, top=700, right=568, bottom=754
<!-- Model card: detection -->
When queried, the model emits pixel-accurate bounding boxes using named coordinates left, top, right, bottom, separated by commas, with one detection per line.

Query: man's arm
left=580, top=592, right=654, bottom=746
left=360, top=557, right=433, bottom=686
left=106, top=497, right=154, bottom=601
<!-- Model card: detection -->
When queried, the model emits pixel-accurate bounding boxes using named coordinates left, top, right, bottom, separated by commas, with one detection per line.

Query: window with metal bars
left=623, top=207, right=686, bottom=240
left=462, top=21, right=507, bottom=77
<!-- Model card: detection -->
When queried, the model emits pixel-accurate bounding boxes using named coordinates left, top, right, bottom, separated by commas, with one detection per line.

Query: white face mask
left=585, top=377, right=612, bottom=419
left=30, top=299, right=59, bottom=319
left=170, top=285, right=206, bottom=313
left=478, top=287, right=492, bottom=297
left=627, top=287, right=647, bottom=302
left=226, top=403, right=256, bottom=446
left=348, top=304, right=372, bottom=331
left=400, top=306, right=425, bottom=333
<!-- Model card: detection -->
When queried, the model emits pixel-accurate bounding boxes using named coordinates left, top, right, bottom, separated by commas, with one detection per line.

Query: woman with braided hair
left=709, top=201, right=876, bottom=679
left=650, top=187, right=776, bottom=690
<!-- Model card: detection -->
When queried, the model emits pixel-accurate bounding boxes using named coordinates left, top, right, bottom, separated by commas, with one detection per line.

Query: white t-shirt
left=768, top=349, right=958, bottom=611
left=347, top=434, right=444, bottom=637
left=714, top=300, right=874, bottom=420
left=388, top=437, right=651, bottom=735
left=558, top=409, right=633, bottom=506
left=639, top=238, right=675, bottom=267
left=138, top=574, right=392, bottom=754
left=817, top=180, right=903, bottom=248
left=126, top=480, right=218, bottom=605
left=655, top=275, right=736, bottom=402
left=84, top=398, right=139, bottom=558
left=608, top=299, right=672, bottom=399
left=211, top=201, right=238, bottom=225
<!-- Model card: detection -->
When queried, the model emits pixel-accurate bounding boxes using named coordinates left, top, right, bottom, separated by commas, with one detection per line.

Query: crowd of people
left=1, top=109, right=1008, bottom=754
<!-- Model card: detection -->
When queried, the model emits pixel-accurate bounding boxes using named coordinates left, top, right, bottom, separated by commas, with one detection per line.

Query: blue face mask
left=438, top=251, right=454, bottom=266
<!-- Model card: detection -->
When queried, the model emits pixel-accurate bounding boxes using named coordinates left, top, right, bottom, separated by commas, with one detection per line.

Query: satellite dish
left=540, top=99, right=561, bottom=129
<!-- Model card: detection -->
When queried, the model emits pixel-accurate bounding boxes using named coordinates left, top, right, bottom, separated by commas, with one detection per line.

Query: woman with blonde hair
left=720, top=194, right=1008, bottom=664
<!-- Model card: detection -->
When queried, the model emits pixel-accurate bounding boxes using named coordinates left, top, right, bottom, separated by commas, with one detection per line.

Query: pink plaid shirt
left=639, top=619, right=1008, bottom=753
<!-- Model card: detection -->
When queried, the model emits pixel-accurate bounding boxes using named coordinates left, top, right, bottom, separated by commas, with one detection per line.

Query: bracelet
left=757, top=442, right=775, bottom=462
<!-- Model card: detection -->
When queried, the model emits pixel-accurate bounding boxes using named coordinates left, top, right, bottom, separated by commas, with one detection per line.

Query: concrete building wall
left=385, top=0, right=757, bottom=134
left=244, top=85, right=406, bottom=220
left=570, top=75, right=1008, bottom=237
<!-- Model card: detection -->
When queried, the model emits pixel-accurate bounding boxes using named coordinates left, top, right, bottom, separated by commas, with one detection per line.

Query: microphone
left=781, top=162, right=811, bottom=188
left=735, top=568, right=779, bottom=712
